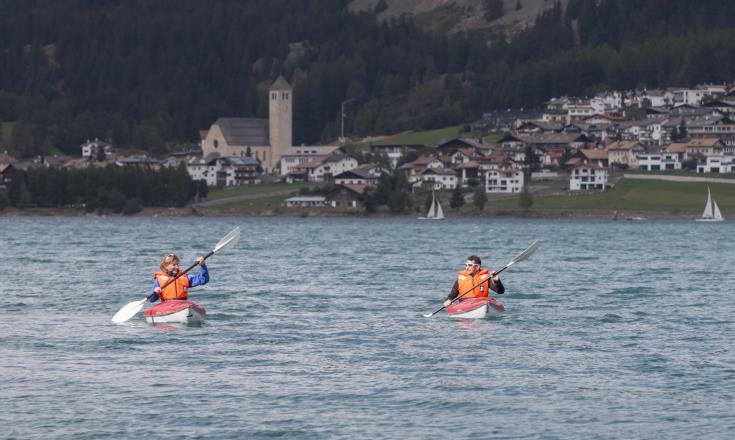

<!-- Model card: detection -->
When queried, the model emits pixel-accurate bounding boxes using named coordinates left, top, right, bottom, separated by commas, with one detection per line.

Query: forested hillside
left=1, top=0, right=735, bottom=158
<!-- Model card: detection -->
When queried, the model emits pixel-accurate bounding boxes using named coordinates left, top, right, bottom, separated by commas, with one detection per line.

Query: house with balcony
left=410, top=167, right=457, bottom=190
left=485, top=168, right=524, bottom=193
left=333, top=164, right=384, bottom=186
left=186, top=155, right=261, bottom=187
left=569, top=163, right=608, bottom=191
left=696, top=155, right=734, bottom=173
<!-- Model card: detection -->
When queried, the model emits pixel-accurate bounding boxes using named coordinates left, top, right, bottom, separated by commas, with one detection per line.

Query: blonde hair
left=160, top=253, right=180, bottom=271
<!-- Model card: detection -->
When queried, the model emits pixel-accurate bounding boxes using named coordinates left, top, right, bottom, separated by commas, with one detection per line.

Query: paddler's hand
left=154, top=287, right=162, bottom=294
left=196, top=256, right=205, bottom=266
left=490, top=272, right=500, bottom=283
left=443, top=299, right=452, bottom=308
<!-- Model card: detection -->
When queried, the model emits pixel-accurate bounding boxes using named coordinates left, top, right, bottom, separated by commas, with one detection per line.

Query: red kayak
left=143, top=300, right=207, bottom=324
left=447, top=297, right=504, bottom=319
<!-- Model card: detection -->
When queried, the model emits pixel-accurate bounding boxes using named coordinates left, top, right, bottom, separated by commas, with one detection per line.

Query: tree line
left=1, top=0, right=735, bottom=158
left=2, top=165, right=200, bottom=214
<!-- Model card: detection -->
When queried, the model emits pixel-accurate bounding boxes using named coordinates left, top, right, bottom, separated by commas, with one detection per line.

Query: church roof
left=215, top=117, right=269, bottom=146
left=270, top=76, right=292, bottom=91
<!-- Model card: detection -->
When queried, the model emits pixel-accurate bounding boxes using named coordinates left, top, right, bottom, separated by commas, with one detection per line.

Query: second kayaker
left=443, top=255, right=504, bottom=308
left=147, top=253, right=209, bottom=303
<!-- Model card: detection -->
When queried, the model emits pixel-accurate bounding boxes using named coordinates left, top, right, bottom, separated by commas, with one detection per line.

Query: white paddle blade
left=213, top=226, right=240, bottom=254
left=111, top=298, right=147, bottom=323
left=510, top=239, right=539, bottom=265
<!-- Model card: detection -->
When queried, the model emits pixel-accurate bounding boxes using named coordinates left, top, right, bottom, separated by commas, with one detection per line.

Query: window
left=213, top=140, right=219, bottom=149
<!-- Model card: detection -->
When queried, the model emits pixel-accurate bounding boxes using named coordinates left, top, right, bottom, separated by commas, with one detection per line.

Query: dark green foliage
left=671, top=125, right=688, bottom=141
left=6, top=165, right=195, bottom=210
left=122, top=198, right=142, bottom=215
left=450, top=186, right=464, bottom=209
left=362, top=172, right=411, bottom=213
left=196, top=179, right=208, bottom=199
left=484, top=0, right=504, bottom=21
left=0, top=190, right=8, bottom=210
left=518, top=183, right=533, bottom=210
left=424, top=191, right=434, bottom=212
left=1, top=0, right=735, bottom=157
left=558, top=146, right=573, bottom=170
left=524, top=145, right=541, bottom=172
left=473, top=186, right=487, bottom=211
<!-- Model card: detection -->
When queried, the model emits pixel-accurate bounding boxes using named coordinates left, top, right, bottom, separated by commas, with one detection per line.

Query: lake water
left=1, top=217, right=734, bottom=439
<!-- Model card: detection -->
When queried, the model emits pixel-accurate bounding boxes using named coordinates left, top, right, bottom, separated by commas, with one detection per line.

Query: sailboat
left=418, top=190, right=445, bottom=220
left=695, top=186, right=724, bottom=222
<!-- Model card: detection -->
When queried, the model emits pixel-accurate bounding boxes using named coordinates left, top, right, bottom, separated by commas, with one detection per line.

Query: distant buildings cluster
left=2, top=81, right=734, bottom=211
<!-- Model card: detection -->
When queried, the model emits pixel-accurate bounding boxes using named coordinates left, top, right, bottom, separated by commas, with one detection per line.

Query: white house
left=283, top=196, right=327, bottom=208
left=569, top=163, right=608, bottom=191
left=606, top=141, right=645, bottom=168
left=333, top=164, right=384, bottom=186
left=636, top=152, right=663, bottom=171
left=307, top=149, right=359, bottom=182
left=81, top=139, right=113, bottom=158
left=280, top=145, right=340, bottom=176
left=410, top=167, right=457, bottom=190
left=187, top=155, right=260, bottom=187
left=486, top=168, right=524, bottom=193
left=697, top=155, right=734, bottom=174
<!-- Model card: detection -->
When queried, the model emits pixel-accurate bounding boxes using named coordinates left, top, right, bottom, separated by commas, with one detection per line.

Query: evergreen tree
left=473, top=186, right=487, bottom=211
left=450, top=185, right=464, bottom=209
left=484, top=0, right=505, bottom=21
left=518, top=183, right=533, bottom=211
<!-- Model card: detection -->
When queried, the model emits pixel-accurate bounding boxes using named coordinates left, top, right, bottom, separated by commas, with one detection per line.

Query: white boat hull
left=447, top=297, right=504, bottom=319
left=143, top=300, right=207, bottom=324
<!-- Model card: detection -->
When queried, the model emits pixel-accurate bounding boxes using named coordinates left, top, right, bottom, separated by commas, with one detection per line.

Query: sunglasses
left=465, top=263, right=479, bottom=268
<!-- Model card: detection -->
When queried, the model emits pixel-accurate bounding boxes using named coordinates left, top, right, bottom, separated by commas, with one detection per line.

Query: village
left=2, top=79, right=735, bottom=213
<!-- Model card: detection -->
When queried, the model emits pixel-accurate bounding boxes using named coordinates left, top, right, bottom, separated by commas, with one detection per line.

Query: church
left=200, top=76, right=293, bottom=172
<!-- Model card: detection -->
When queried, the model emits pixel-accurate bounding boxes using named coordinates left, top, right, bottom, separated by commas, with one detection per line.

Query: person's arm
left=188, top=258, right=209, bottom=287
left=148, top=279, right=161, bottom=302
left=490, top=274, right=505, bottom=294
left=443, top=281, right=459, bottom=307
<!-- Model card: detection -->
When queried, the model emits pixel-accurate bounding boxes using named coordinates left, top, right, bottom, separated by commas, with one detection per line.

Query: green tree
left=473, top=186, right=487, bottom=211
left=484, top=0, right=504, bottom=21
left=450, top=185, right=464, bottom=209
left=518, top=183, right=533, bottom=211
left=0, top=190, right=8, bottom=210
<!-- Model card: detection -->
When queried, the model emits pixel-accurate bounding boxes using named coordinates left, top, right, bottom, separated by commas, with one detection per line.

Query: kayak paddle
left=422, top=239, right=540, bottom=318
left=111, top=226, right=241, bottom=323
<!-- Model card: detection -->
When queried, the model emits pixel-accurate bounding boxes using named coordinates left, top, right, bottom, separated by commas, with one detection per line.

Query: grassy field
left=200, top=178, right=735, bottom=217
left=481, top=179, right=735, bottom=216
left=204, top=182, right=313, bottom=201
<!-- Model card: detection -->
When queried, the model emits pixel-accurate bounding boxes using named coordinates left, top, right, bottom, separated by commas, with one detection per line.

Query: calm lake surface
left=1, top=217, right=734, bottom=439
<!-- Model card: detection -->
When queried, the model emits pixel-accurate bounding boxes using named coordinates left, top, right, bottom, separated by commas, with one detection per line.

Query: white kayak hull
left=447, top=297, right=504, bottom=319
left=143, top=300, right=206, bottom=324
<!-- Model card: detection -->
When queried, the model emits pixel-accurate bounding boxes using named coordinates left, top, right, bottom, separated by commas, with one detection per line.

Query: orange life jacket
left=457, top=268, right=491, bottom=299
left=153, top=270, right=190, bottom=301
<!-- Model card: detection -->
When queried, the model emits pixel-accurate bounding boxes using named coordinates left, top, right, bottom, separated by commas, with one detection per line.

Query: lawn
left=485, top=179, right=735, bottom=215
left=205, top=182, right=313, bottom=201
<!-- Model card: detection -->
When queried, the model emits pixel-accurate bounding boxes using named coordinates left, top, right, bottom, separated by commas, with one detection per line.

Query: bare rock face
left=347, top=0, right=569, bottom=35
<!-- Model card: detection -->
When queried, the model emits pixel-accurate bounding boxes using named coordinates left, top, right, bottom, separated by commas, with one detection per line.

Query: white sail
left=701, top=187, right=713, bottom=219
left=418, top=189, right=445, bottom=220
left=713, top=199, right=723, bottom=221
left=433, top=192, right=445, bottom=219
left=427, top=191, right=436, bottom=218
left=696, top=186, right=724, bottom=222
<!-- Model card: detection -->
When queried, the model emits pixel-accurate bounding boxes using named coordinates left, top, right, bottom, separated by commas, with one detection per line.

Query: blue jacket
left=148, top=264, right=209, bottom=302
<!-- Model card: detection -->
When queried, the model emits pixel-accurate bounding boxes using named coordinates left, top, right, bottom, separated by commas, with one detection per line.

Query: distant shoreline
left=0, top=207, right=705, bottom=220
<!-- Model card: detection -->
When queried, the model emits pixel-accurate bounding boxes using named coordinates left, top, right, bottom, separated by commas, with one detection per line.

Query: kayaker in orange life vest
left=442, top=255, right=504, bottom=308
left=146, top=253, right=209, bottom=303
